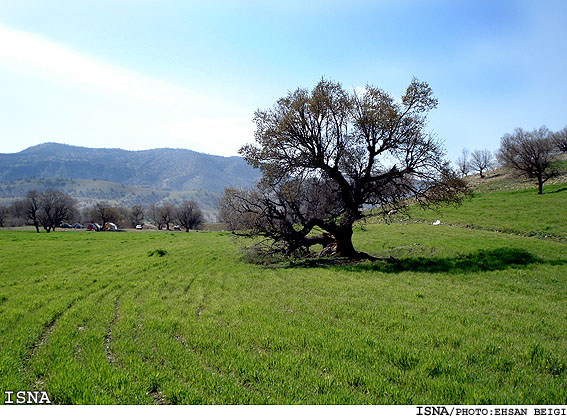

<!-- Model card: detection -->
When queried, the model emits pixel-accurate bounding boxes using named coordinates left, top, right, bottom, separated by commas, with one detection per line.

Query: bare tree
left=224, top=78, right=467, bottom=259
left=158, top=205, right=175, bottom=230
left=78, top=207, right=92, bottom=225
left=497, top=126, right=559, bottom=194
left=148, top=204, right=163, bottom=229
left=455, top=148, right=470, bottom=177
left=91, top=202, right=121, bottom=226
left=129, top=204, right=145, bottom=227
left=469, top=149, right=494, bottom=178
left=24, top=191, right=41, bottom=233
left=176, top=201, right=204, bottom=232
left=8, top=200, right=26, bottom=227
left=551, top=126, right=567, bottom=153
left=38, top=190, right=76, bottom=232
left=219, top=178, right=339, bottom=256
left=115, top=206, right=129, bottom=225
left=0, top=205, right=8, bottom=227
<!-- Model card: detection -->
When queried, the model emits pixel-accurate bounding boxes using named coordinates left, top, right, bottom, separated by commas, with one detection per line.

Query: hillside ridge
left=0, top=142, right=259, bottom=194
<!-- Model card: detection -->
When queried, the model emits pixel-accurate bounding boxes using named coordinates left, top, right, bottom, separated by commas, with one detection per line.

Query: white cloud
left=162, top=117, right=254, bottom=154
left=0, top=24, right=254, bottom=156
left=0, top=24, right=210, bottom=109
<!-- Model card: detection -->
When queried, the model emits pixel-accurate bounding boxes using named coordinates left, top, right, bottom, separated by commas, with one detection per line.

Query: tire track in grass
left=183, top=276, right=196, bottom=294
left=151, top=278, right=235, bottom=403
left=74, top=285, right=117, bottom=365
left=178, top=277, right=253, bottom=398
left=23, top=281, right=112, bottom=389
left=142, top=344, right=167, bottom=405
left=104, top=294, right=123, bottom=365
left=99, top=290, right=168, bottom=404
left=23, top=298, right=77, bottom=389
left=173, top=334, right=222, bottom=378
left=149, top=387, right=167, bottom=405
left=172, top=333, right=256, bottom=400
left=196, top=291, right=208, bottom=318
left=167, top=279, right=246, bottom=403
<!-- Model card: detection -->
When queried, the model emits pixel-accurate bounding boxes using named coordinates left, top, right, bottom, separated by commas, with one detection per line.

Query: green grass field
left=401, top=183, right=567, bottom=240
left=0, top=184, right=566, bottom=404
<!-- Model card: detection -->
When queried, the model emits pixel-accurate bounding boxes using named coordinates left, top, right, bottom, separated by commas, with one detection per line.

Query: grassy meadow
left=0, top=183, right=566, bottom=404
left=402, top=183, right=567, bottom=239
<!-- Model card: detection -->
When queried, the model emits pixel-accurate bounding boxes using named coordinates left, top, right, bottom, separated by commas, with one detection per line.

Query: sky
left=0, top=0, right=566, bottom=160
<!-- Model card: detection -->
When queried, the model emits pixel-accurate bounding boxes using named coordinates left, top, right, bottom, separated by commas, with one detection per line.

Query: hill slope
left=0, top=143, right=259, bottom=193
left=381, top=162, right=567, bottom=240
left=0, top=143, right=261, bottom=219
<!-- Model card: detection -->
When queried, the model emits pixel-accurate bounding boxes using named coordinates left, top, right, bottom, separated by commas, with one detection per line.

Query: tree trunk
left=538, top=176, right=543, bottom=194
left=334, top=227, right=357, bottom=258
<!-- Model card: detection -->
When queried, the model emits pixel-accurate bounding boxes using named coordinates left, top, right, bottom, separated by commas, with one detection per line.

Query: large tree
left=24, top=190, right=41, bottom=233
left=129, top=204, right=145, bottom=227
left=455, top=148, right=470, bottom=177
left=147, top=204, right=163, bottom=229
left=176, top=201, right=204, bottom=232
left=91, top=202, right=121, bottom=226
left=223, top=78, right=467, bottom=258
left=158, top=205, right=176, bottom=231
left=0, top=205, right=8, bottom=227
left=37, top=190, right=76, bottom=232
left=469, top=149, right=494, bottom=178
left=551, top=126, right=567, bottom=153
left=497, top=126, right=559, bottom=194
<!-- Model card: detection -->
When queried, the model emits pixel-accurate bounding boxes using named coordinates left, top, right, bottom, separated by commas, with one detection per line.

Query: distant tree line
left=454, top=125, right=566, bottom=194
left=4, top=190, right=76, bottom=232
left=0, top=193, right=203, bottom=231
left=146, top=202, right=204, bottom=231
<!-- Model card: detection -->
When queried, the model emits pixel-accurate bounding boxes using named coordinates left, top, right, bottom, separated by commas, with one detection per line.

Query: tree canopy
left=551, top=126, right=567, bottom=153
left=176, top=201, right=204, bottom=232
left=497, top=126, right=559, bottom=194
left=469, top=149, right=494, bottom=178
left=221, top=78, right=467, bottom=259
left=36, top=190, right=76, bottom=232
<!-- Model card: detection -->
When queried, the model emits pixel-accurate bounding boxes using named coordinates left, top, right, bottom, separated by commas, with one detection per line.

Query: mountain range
left=0, top=143, right=260, bottom=220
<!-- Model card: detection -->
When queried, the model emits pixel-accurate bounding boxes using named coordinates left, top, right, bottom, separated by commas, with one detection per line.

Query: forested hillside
left=0, top=143, right=259, bottom=193
left=0, top=143, right=260, bottom=218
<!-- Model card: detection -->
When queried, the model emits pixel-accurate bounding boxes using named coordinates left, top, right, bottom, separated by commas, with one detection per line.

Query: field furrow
left=1, top=190, right=566, bottom=404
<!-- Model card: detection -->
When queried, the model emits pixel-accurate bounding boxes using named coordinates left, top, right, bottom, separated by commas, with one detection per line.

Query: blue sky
left=0, top=0, right=566, bottom=160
